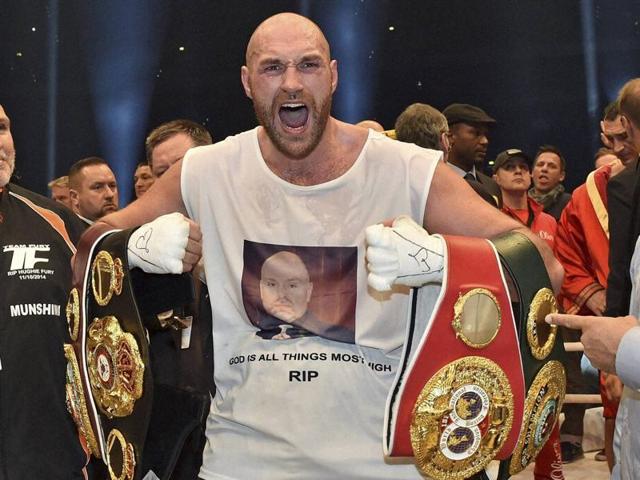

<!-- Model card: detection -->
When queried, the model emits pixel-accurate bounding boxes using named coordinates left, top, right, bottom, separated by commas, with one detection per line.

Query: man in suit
left=443, top=103, right=502, bottom=207
left=603, top=101, right=640, bottom=319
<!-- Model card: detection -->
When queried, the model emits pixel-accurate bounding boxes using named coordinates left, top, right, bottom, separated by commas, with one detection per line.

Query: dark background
left=2, top=0, right=640, bottom=203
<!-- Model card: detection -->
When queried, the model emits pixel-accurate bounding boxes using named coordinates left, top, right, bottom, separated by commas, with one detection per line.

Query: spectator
left=133, top=162, right=155, bottom=199
left=48, top=175, right=73, bottom=210
left=146, top=119, right=212, bottom=178
left=394, top=102, right=450, bottom=161
left=0, top=104, right=87, bottom=479
left=443, top=103, right=502, bottom=207
left=529, top=145, right=572, bottom=220
left=68, top=156, right=119, bottom=225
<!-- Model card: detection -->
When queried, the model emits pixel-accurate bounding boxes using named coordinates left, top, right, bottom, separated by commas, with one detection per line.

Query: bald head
left=260, top=251, right=313, bottom=323
left=245, top=13, right=330, bottom=67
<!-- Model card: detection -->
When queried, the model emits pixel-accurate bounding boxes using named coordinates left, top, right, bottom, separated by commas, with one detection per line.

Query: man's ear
left=621, top=115, right=640, bottom=146
left=440, top=132, right=451, bottom=156
left=69, top=188, right=79, bottom=208
left=240, top=66, right=252, bottom=99
left=446, top=130, right=455, bottom=147
left=329, top=59, right=338, bottom=94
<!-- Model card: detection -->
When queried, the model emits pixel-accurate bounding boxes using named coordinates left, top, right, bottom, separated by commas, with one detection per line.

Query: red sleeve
left=554, top=188, right=605, bottom=314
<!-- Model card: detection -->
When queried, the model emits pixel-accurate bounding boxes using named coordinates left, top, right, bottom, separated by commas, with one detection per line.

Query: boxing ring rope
left=563, top=341, right=602, bottom=404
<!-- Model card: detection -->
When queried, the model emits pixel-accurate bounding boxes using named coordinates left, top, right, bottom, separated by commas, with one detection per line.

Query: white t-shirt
left=181, top=128, right=440, bottom=479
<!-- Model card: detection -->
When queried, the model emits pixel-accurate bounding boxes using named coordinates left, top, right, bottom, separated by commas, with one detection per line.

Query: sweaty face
left=493, top=159, right=531, bottom=194
left=532, top=152, right=565, bottom=193
left=242, top=17, right=336, bottom=159
left=51, top=185, right=72, bottom=208
left=448, top=123, right=490, bottom=170
left=260, top=252, right=313, bottom=323
left=601, top=116, right=638, bottom=165
left=150, top=132, right=195, bottom=177
left=72, top=164, right=119, bottom=221
left=0, top=106, right=16, bottom=188
left=133, top=165, right=155, bottom=198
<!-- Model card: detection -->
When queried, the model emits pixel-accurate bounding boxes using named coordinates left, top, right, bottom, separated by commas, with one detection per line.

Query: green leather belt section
left=491, top=232, right=565, bottom=381
left=491, top=232, right=567, bottom=480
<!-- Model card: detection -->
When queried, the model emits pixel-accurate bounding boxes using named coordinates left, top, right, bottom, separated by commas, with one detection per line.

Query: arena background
left=2, top=0, right=639, bottom=203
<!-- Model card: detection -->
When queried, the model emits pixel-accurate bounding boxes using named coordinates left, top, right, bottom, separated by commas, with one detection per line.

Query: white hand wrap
left=127, top=212, right=190, bottom=274
left=365, top=215, right=445, bottom=291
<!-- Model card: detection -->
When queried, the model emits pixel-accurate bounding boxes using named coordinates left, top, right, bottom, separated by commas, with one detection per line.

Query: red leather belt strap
left=388, top=235, right=525, bottom=459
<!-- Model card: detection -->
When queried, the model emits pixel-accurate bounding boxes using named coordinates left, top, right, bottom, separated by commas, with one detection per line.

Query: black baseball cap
left=492, top=149, right=532, bottom=173
left=443, top=103, right=496, bottom=126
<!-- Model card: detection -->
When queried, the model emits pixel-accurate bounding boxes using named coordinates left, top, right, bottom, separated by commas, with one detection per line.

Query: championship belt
left=64, top=224, right=154, bottom=480
left=384, top=235, right=525, bottom=480
left=491, top=232, right=567, bottom=478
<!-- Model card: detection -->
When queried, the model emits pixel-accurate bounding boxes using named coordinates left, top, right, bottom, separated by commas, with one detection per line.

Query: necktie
left=464, top=172, right=476, bottom=181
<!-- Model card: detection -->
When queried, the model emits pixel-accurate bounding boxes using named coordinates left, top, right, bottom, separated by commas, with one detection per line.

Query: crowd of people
left=2, top=11, right=640, bottom=480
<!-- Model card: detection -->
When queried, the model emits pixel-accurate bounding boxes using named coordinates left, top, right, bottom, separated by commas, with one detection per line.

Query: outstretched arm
left=100, top=158, right=188, bottom=229
left=423, top=162, right=563, bottom=293
left=90, top=159, right=201, bottom=272
left=546, top=313, right=639, bottom=379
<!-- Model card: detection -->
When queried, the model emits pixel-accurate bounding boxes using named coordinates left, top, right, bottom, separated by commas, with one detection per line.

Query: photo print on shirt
left=242, top=240, right=357, bottom=344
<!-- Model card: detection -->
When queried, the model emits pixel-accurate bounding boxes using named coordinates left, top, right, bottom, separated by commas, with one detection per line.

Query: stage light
left=308, top=0, right=384, bottom=123
left=80, top=0, right=168, bottom=204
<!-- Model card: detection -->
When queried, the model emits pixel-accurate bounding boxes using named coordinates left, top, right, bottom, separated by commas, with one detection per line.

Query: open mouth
left=278, top=103, right=309, bottom=131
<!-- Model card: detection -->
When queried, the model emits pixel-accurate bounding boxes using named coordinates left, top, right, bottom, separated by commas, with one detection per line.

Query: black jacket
left=0, top=184, right=87, bottom=480
left=605, top=160, right=640, bottom=316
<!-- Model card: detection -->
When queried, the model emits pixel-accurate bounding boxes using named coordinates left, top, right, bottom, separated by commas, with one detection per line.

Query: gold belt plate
left=410, top=356, right=514, bottom=479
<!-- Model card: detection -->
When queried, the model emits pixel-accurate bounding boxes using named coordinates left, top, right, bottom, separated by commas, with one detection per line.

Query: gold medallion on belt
left=87, top=316, right=144, bottom=418
left=107, top=428, right=136, bottom=480
left=66, top=287, right=80, bottom=341
left=91, top=250, right=124, bottom=307
left=63, top=344, right=101, bottom=457
left=410, top=357, right=513, bottom=479
left=452, top=288, right=502, bottom=349
left=509, top=360, right=566, bottom=474
left=526, top=288, right=559, bottom=360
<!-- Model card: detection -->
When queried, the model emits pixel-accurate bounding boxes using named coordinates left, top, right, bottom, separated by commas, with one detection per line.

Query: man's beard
left=254, top=93, right=332, bottom=160
left=0, top=150, right=15, bottom=187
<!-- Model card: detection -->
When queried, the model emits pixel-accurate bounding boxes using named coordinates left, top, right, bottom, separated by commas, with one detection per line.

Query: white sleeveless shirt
left=181, top=128, right=440, bottom=479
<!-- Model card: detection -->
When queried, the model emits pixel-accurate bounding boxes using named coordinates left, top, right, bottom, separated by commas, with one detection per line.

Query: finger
left=182, top=260, right=194, bottom=273
left=545, top=313, right=586, bottom=330
left=366, top=246, right=397, bottom=265
left=365, top=224, right=386, bottom=245
left=182, top=250, right=201, bottom=268
left=185, top=237, right=202, bottom=257
left=392, top=214, right=420, bottom=231
left=368, top=273, right=392, bottom=292
left=187, top=219, right=202, bottom=241
left=367, top=261, right=397, bottom=276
